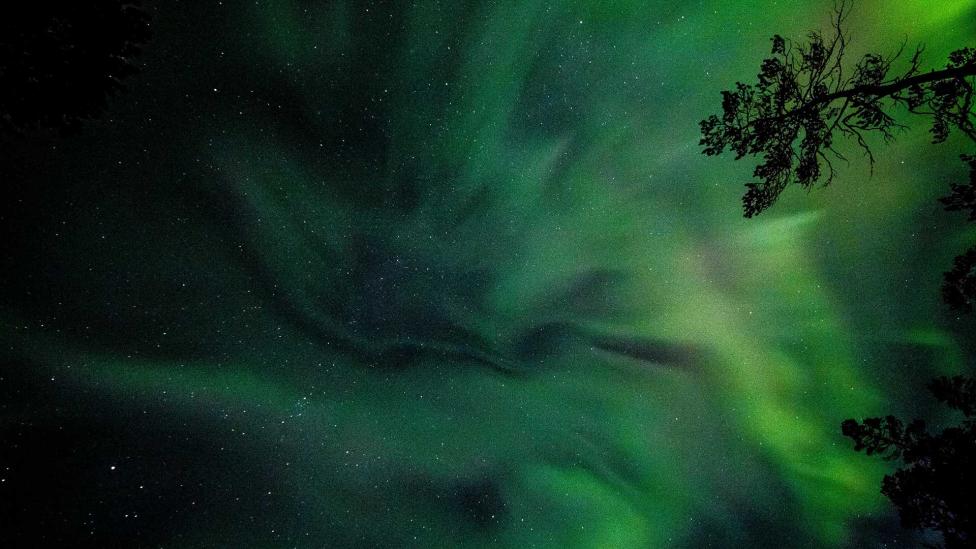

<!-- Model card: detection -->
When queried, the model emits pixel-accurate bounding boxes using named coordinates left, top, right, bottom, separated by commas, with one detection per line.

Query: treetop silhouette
left=842, top=376, right=975, bottom=548
left=701, top=3, right=975, bottom=217
left=700, top=1, right=976, bottom=310
left=703, top=4, right=976, bottom=546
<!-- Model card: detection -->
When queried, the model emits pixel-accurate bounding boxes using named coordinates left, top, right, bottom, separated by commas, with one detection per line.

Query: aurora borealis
left=2, top=0, right=976, bottom=546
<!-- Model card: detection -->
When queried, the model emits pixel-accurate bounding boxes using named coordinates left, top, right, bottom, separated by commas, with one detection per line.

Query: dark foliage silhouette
left=842, top=376, right=976, bottom=548
left=941, top=156, right=976, bottom=311
left=703, top=3, right=976, bottom=546
left=0, top=1, right=151, bottom=134
left=700, top=2, right=976, bottom=310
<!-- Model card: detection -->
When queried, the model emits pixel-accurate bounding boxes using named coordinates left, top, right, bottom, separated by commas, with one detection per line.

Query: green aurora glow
left=3, top=1, right=975, bottom=546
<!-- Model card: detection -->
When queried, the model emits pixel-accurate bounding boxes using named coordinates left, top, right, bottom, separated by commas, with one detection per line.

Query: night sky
left=2, top=1, right=975, bottom=547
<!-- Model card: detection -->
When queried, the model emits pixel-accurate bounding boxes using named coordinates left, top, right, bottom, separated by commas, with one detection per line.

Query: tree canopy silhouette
left=703, top=4, right=976, bottom=546
left=700, top=2, right=976, bottom=310
left=0, top=1, right=151, bottom=135
left=842, top=376, right=975, bottom=548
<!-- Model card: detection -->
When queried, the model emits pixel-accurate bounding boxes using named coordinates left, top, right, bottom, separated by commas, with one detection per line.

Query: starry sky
left=2, top=1, right=975, bottom=547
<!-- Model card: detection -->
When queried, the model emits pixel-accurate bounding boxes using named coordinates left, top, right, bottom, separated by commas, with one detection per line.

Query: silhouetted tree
left=702, top=4, right=976, bottom=546
left=0, top=1, right=151, bottom=135
left=700, top=2, right=976, bottom=310
left=941, top=154, right=976, bottom=311
left=842, top=376, right=976, bottom=548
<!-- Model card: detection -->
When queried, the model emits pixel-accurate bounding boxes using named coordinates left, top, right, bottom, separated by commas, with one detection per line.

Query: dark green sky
left=2, top=1, right=974, bottom=546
